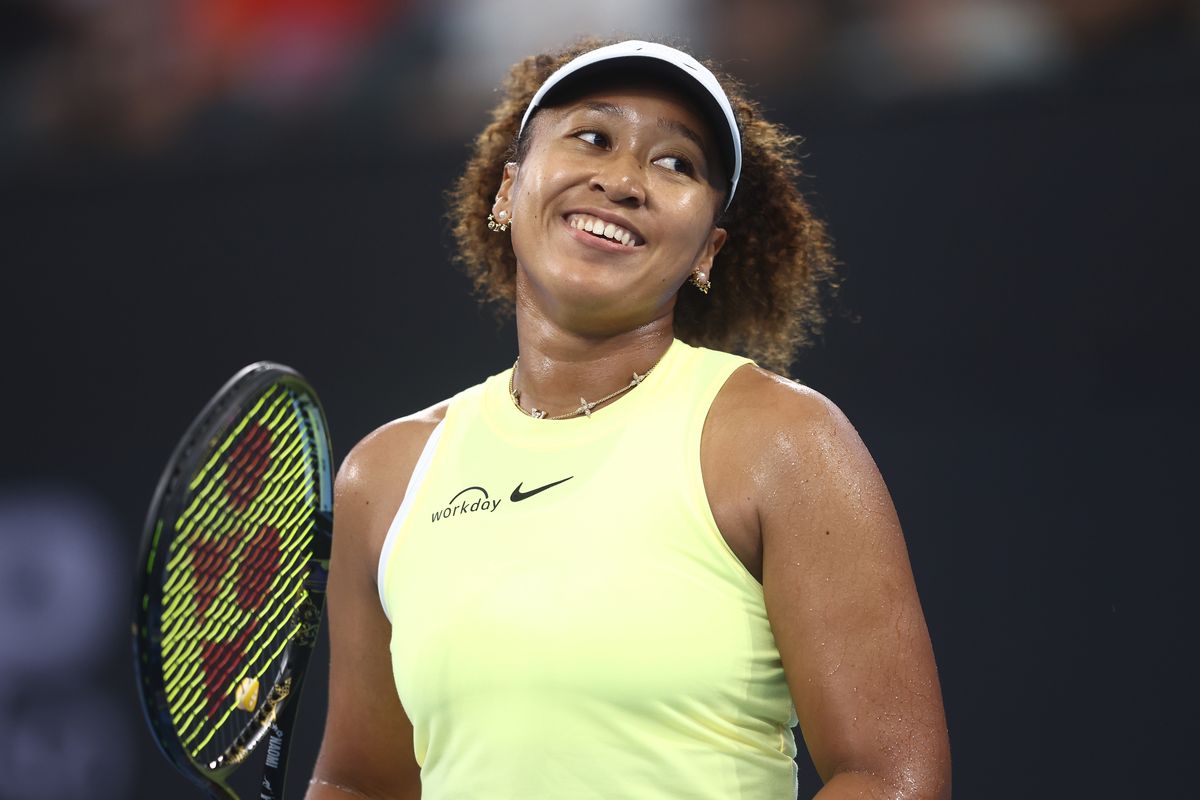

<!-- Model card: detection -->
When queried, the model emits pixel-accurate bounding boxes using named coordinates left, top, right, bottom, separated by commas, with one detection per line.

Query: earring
left=689, top=270, right=711, bottom=295
left=487, top=209, right=510, bottom=232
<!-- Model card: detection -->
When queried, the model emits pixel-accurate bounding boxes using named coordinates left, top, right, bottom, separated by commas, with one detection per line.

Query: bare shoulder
left=701, top=365, right=879, bottom=582
left=333, top=399, right=450, bottom=577
left=714, top=365, right=902, bottom=558
left=337, top=399, right=449, bottom=496
left=710, top=364, right=869, bottom=476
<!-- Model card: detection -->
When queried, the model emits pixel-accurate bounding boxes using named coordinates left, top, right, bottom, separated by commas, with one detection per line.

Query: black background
left=3, top=35, right=1198, bottom=800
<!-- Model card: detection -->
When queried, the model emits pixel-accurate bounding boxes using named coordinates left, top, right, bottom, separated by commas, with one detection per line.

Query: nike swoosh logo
left=510, top=476, right=573, bottom=502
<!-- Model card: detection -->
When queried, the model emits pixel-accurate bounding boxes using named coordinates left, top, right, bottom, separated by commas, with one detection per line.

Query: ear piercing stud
left=487, top=209, right=510, bottom=232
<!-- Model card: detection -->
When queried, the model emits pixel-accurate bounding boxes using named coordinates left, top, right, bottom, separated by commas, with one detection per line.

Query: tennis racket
left=133, top=362, right=334, bottom=799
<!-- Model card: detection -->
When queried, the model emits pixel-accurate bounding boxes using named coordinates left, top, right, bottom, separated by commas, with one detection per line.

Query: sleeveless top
left=377, top=339, right=799, bottom=799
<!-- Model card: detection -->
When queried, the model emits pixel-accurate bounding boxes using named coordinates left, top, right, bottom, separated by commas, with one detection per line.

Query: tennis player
left=307, top=39, right=950, bottom=800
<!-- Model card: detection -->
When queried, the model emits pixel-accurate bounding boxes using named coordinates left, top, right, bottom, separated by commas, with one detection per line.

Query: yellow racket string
left=157, top=384, right=320, bottom=761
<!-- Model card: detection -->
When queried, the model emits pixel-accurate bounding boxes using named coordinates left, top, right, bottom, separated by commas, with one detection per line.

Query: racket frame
left=132, top=362, right=333, bottom=800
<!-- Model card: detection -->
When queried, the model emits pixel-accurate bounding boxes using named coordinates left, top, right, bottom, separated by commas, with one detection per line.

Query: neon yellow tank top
left=378, top=339, right=798, bottom=799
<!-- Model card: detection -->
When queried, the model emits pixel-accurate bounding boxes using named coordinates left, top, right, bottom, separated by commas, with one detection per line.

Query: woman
left=308, top=39, right=950, bottom=800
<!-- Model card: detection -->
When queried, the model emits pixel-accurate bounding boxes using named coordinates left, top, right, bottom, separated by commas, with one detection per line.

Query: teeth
left=567, top=214, right=639, bottom=246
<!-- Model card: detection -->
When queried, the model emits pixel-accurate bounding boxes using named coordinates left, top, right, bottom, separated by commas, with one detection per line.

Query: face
left=492, top=81, right=728, bottom=336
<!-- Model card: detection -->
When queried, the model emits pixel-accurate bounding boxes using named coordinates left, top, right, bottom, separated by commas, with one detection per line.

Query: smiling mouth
left=566, top=213, right=644, bottom=247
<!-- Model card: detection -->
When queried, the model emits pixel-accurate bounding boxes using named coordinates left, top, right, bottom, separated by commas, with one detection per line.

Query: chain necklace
left=508, top=351, right=665, bottom=420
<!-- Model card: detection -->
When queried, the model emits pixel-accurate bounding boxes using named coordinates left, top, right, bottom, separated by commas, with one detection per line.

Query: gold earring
left=689, top=270, right=711, bottom=294
left=487, top=210, right=510, bottom=232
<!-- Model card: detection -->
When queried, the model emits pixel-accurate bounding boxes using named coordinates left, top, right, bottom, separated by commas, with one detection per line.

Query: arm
left=305, top=411, right=445, bottom=800
left=714, top=369, right=951, bottom=799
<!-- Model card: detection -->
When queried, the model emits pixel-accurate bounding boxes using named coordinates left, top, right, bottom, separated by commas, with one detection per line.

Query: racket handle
left=257, top=664, right=311, bottom=800
left=259, top=591, right=322, bottom=800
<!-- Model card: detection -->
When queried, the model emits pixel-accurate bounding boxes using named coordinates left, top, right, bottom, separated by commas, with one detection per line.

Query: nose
left=589, top=153, right=646, bottom=206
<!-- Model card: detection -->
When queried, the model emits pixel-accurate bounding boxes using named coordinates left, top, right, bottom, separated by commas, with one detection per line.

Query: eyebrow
left=657, top=117, right=705, bottom=151
left=577, top=101, right=708, bottom=153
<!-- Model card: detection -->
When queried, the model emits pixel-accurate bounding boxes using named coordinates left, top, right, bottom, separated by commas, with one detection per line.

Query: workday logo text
left=432, top=486, right=502, bottom=522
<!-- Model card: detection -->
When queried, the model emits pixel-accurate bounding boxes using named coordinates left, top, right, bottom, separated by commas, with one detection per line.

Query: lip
left=562, top=207, right=646, bottom=248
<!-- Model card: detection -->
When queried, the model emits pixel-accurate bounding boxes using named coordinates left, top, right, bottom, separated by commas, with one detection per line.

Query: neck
left=511, top=304, right=675, bottom=419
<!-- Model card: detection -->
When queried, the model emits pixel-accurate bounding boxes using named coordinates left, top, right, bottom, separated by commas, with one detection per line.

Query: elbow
left=883, top=737, right=951, bottom=800
left=826, top=749, right=951, bottom=800
left=886, top=747, right=952, bottom=800
left=898, top=762, right=951, bottom=800
left=829, top=765, right=950, bottom=800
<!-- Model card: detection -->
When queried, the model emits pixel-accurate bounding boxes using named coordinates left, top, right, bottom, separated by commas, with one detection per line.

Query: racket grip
left=257, top=718, right=296, bottom=800
left=258, top=657, right=319, bottom=800
left=259, top=591, right=322, bottom=800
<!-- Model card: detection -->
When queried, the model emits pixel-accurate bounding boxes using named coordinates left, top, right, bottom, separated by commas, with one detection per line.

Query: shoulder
left=712, top=364, right=899, bottom=558
left=336, top=399, right=449, bottom=500
left=711, top=364, right=865, bottom=469
left=708, top=364, right=889, bottom=527
left=332, top=399, right=450, bottom=577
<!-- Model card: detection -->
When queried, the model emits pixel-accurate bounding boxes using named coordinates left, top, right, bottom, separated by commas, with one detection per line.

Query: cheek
left=513, top=169, right=557, bottom=228
left=512, top=142, right=577, bottom=215
left=667, top=192, right=720, bottom=252
left=672, top=187, right=719, bottom=224
left=509, top=167, right=561, bottom=259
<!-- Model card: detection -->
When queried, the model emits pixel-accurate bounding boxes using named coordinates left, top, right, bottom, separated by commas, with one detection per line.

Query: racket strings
left=179, top=485, right=307, bottom=709
left=160, top=394, right=302, bottom=626
left=157, top=384, right=322, bottom=764
left=161, top=437, right=299, bottom=649
left=183, top=471, right=313, bottom=752
left=162, top=509, right=311, bottom=687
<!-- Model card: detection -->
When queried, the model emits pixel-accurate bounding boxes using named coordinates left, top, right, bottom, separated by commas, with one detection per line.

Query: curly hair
left=448, top=38, right=837, bottom=374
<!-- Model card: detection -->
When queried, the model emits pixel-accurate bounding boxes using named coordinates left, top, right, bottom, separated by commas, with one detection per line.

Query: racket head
left=132, top=362, right=333, bottom=797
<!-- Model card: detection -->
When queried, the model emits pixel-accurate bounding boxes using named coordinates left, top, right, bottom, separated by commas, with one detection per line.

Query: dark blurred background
left=2, top=0, right=1197, bottom=797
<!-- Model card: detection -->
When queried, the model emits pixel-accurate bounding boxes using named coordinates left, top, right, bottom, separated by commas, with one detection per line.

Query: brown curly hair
left=448, top=38, right=837, bottom=373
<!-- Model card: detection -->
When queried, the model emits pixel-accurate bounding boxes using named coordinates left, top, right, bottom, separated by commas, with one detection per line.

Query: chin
left=518, top=258, right=673, bottom=332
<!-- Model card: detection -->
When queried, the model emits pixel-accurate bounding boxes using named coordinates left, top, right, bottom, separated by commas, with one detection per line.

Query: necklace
left=508, top=351, right=665, bottom=420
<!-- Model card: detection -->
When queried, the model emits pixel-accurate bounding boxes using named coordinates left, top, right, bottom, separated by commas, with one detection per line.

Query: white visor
left=517, top=40, right=742, bottom=211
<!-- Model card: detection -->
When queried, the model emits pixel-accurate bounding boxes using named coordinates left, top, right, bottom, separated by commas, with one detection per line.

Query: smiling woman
left=306, top=39, right=950, bottom=800
left=453, top=39, right=837, bottom=374
left=498, top=80, right=731, bottom=339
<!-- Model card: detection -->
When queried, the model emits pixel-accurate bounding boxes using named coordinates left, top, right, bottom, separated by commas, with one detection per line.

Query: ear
left=492, top=161, right=519, bottom=218
left=692, top=225, right=728, bottom=278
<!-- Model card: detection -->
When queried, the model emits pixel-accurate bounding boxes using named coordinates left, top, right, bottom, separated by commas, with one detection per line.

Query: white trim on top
left=376, top=419, right=445, bottom=621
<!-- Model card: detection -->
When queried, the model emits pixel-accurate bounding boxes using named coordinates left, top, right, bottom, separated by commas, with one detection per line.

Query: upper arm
left=309, top=409, right=444, bottom=799
left=728, top=371, right=950, bottom=797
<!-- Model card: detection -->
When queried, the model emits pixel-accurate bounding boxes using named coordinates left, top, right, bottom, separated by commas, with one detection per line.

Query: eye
left=575, top=130, right=609, bottom=148
left=653, top=154, right=695, bottom=176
